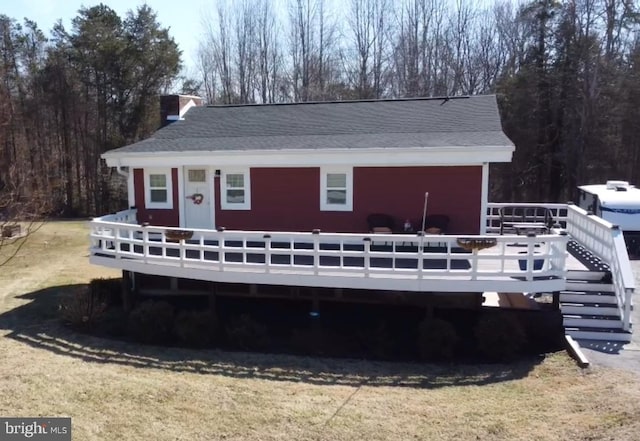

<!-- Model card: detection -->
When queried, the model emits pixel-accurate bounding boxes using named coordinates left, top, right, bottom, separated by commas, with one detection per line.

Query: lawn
left=0, top=221, right=639, bottom=440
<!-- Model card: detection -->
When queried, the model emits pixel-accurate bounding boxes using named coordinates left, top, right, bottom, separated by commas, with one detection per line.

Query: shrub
left=522, top=310, right=564, bottom=354
left=358, top=321, right=395, bottom=359
left=89, top=278, right=122, bottom=306
left=174, top=310, right=218, bottom=348
left=288, top=325, right=358, bottom=357
left=474, top=313, right=527, bottom=362
left=60, top=286, right=108, bottom=330
left=289, top=327, right=325, bottom=355
left=127, top=300, right=175, bottom=344
left=417, top=318, right=459, bottom=361
left=225, top=314, right=270, bottom=351
left=95, top=307, right=128, bottom=338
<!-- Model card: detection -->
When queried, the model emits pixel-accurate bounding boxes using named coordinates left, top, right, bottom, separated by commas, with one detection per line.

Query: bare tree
left=289, top=0, right=341, bottom=101
left=346, top=0, right=391, bottom=98
left=235, top=1, right=257, bottom=103
left=256, top=0, right=282, bottom=103
left=392, top=0, right=449, bottom=97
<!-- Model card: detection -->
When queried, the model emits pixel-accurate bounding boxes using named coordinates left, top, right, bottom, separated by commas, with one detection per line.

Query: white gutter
left=103, top=145, right=514, bottom=168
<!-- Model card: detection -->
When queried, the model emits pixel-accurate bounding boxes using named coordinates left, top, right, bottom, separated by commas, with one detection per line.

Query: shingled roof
left=105, top=95, right=513, bottom=155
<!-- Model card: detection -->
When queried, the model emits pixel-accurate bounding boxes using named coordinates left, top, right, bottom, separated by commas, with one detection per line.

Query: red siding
left=216, top=166, right=482, bottom=234
left=133, top=168, right=180, bottom=226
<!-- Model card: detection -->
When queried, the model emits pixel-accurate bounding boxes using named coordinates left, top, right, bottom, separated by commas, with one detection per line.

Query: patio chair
left=366, top=213, right=395, bottom=234
left=423, top=214, right=450, bottom=234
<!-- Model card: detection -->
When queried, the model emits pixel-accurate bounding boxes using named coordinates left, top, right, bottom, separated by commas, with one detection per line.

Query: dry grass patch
left=0, top=221, right=638, bottom=440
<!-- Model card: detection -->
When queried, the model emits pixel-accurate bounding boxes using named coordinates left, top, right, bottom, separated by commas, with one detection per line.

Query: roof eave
left=103, top=145, right=514, bottom=168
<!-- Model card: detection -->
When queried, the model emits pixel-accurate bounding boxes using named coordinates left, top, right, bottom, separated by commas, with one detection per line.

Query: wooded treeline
left=0, top=5, right=180, bottom=217
left=1, top=0, right=639, bottom=217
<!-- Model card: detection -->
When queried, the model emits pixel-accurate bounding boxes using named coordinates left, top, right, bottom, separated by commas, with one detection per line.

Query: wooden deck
left=89, top=203, right=635, bottom=339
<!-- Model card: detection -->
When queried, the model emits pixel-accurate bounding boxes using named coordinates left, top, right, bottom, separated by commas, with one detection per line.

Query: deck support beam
left=552, top=291, right=560, bottom=310
left=122, top=270, right=134, bottom=312
left=208, top=283, right=217, bottom=317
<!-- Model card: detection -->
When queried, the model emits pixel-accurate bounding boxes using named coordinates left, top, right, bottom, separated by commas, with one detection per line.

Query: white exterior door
left=183, top=167, right=213, bottom=229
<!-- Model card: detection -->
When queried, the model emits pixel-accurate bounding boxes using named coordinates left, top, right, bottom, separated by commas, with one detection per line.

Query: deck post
left=122, top=270, right=133, bottom=312
left=312, top=229, right=321, bottom=275
left=552, top=291, right=560, bottom=310
left=170, top=277, right=178, bottom=293
left=310, top=294, right=321, bottom=332
left=208, top=283, right=217, bottom=317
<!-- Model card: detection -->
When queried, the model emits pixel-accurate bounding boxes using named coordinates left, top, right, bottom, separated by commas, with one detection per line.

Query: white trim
left=480, top=163, right=489, bottom=234
left=320, top=166, right=353, bottom=212
left=90, top=255, right=566, bottom=294
left=179, top=99, right=198, bottom=118
left=166, top=99, right=199, bottom=122
left=143, top=168, right=173, bottom=209
left=104, top=146, right=513, bottom=168
left=221, top=169, right=251, bottom=210
left=127, top=170, right=135, bottom=208
left=178, top=167, right=185, bottom=228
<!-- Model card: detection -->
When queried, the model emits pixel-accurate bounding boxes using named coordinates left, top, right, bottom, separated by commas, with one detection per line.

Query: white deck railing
left=488, top=201, right=634, bottom=331
left=486, top=202, right=569, bottom=234
left=99, top=208, right=138, bottom=224
left=89, top=210, right=568, bottom=293
left=566, top=204, right=635, bottom=331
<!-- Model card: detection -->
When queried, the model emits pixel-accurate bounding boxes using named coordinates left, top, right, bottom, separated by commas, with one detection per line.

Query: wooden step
left=561, top=304, right=620, bottom=316
left=565, top=329, right=632, bottom=342
left=563, top=316, right=624, bottom=328
left=560, top=292, right=618, bottom=304
left=565, top=281, right=614, bottom=292
left=566, top=270, right=610, bottom=281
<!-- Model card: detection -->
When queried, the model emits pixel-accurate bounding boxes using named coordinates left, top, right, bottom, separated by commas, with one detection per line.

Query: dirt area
left=1, top=221, right=640, bottom=440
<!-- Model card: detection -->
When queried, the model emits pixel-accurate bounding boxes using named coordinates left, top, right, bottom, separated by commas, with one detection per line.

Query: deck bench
left=499, top=206, right=554, bottom=235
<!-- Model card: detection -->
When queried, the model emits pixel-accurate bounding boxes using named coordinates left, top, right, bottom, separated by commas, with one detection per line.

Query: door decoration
left=187, top=193, right=204, bottom=205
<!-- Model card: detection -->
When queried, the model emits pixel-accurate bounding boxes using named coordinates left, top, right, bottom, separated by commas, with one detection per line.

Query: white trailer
left=577, top=180, right=640, bottom=252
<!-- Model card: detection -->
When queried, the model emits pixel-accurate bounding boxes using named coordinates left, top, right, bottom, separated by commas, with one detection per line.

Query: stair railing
left=566, top=203, right=635, bottom=331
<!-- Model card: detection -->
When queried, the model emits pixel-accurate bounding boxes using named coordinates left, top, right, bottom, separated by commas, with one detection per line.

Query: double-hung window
left=144, top=168, right=173, bottom=209
left=221, top=169, right=251, bottom=210
left=320, top=167, right=353, bottom=211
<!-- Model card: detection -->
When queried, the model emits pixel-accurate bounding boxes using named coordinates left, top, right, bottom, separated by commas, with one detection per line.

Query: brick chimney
left=160, top=95, right=204, bottom=127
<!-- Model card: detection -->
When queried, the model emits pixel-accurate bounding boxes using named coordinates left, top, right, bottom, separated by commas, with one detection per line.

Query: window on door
left=188, top=169, right=206, bottom=183
left=221, top=169, right=251, bottom=210
left=144, top=168, right=173, bottom=209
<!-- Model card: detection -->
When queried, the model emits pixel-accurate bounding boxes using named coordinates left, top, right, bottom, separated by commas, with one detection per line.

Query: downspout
left=116, top=163, right=135, bottom=208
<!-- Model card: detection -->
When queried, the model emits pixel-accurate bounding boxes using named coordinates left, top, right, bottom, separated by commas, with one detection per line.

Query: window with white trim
left=221, top=170, right=251, bottom=210
left=320, top=167, right=353, bottom=211
left=144, top=168, right=173, bottom=209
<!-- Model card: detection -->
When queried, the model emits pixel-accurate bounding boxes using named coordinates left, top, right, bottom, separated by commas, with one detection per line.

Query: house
left=102, top=95, right=513, bottom=234
left=91, top=95, right=634, bottom=342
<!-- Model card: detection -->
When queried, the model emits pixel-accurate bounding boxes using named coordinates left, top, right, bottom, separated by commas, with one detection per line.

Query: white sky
left=3, top=0, right=214, bottom=73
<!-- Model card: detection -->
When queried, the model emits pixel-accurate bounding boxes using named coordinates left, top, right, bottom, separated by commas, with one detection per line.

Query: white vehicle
left=577, top=180, right=640, bottom=252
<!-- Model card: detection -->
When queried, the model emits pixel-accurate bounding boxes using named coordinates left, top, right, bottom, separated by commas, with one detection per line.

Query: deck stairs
left=561, top=242, right=632, bottom=342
